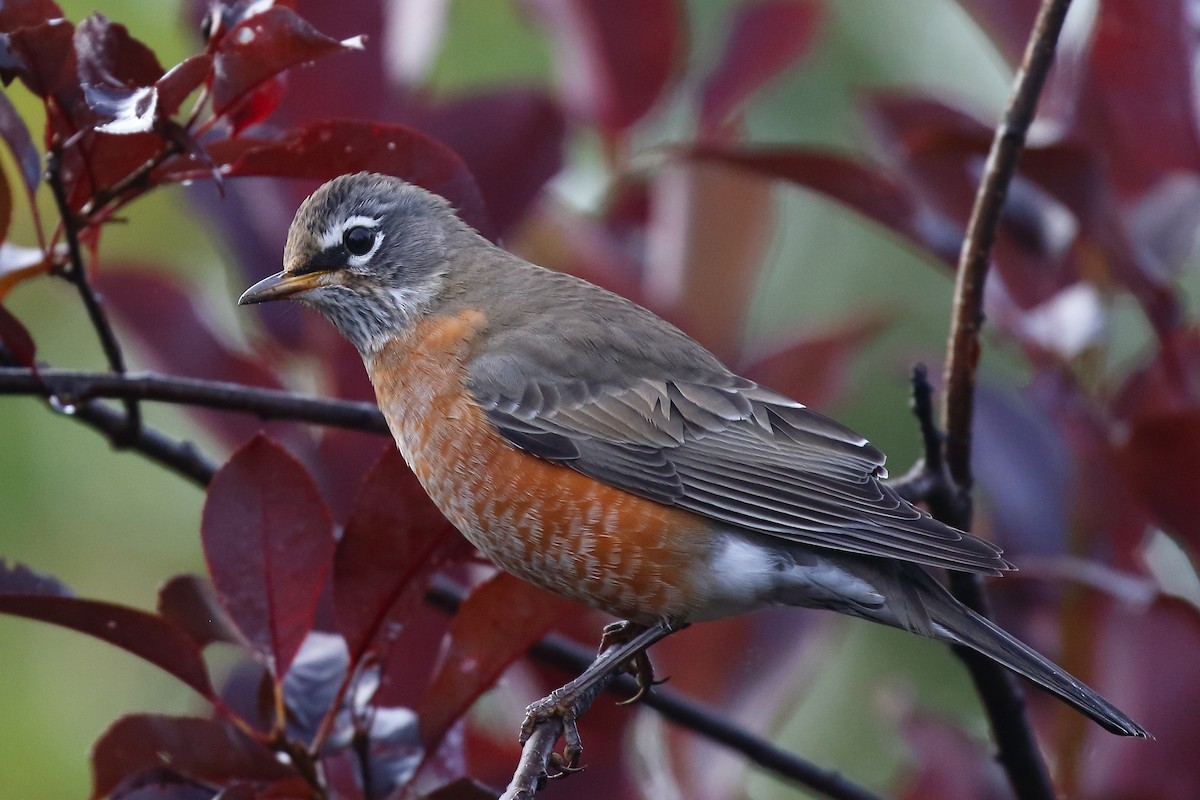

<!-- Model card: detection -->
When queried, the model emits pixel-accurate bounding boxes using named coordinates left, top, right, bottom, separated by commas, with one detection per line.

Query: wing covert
left=467, top=358, right=1009, bottom=575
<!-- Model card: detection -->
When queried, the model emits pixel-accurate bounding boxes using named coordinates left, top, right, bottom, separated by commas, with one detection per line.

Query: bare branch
left=44, top=151, right=142, bottom=442
left=425, top=583, right=885, bottom=800
left=0, top=367, right=388, bottom=433
left=934, top=1, right=1075, bottom=798
left=67, top=400, right=216, bottom=486
left=0, top=364, right=887, bottom=799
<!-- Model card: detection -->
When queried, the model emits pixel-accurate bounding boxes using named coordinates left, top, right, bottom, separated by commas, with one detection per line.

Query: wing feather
left=467, top=362, right=1010, bottom=575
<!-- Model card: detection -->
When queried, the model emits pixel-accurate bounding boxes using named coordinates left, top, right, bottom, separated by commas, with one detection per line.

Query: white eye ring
left=320, top=216, right=383, bottom=265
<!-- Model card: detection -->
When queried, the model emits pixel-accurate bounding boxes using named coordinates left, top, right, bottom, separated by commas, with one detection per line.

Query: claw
left=514, top=619, right=682, bottom=787
left=616, top=648, right=668, bottom=705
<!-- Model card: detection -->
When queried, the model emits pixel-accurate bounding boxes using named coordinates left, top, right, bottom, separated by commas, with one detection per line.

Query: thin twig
left=425, top=583, right=885, bottom=800
left=0, top=367, right=388, bottom=433
left=69, top=400, right=217, bottom=486
left=935, top=1, right=1074, bottom=798
left=888, top=366, right=948, bottom=506
left=81, top=137, right=185, bottom=217
left=0, top=364, right=892, bottom=797
left=44, top=150, right=142, bottom=442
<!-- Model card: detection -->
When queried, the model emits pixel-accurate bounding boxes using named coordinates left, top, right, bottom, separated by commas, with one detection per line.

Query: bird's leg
left=598, top=620, right=672, bottom=705
left=519, top=619, right=678, bottom=773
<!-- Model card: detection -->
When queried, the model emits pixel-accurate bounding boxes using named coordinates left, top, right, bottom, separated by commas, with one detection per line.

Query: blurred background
left=3, top=0, right=1198, bottom=798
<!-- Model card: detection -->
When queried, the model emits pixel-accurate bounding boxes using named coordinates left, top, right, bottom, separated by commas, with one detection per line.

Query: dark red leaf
left=62, top=131, right=170, bottom=211
left=156, top=54, right=212, bottom=117
left=157, top=574, right=246, bottom=649
left=373, top=598, right=454, bottom=709
left=74, top=13, right=164, bottom=88
left=952, top=0, right=1041, bottom=65
left=170, top=120, right=488, bottom=236
left=1078, top=598, right=1199, bottom=799
left=685, top=144, right=960, bottom=263
left=89, top=714, right=295, bottom=800
left=1076, top=0, right=1200, bottom=200
left=422, top=778, right=497, bottom=800
left=97, top=269, right=287, bottom=446
left=742, top=313, right=889, bottom=411
left=0, top=559, right=72, bottom=595
left=417, top=572, right=577, bottom=748
left=201, top=435, right=336, bottom=677
left=0, top=18, right=76, bottom=97
left=868, top=95, right=1128, bottom=308
left=699, top=0, right=820, bottom=136
left=0, top=89, right=39, bottom=194
left=210, top=6, right=362, bottom=119
left=1115, top=410, right=1200, bottom=550
left=898, top=715, right=1008, bottom=799
left=1113, top=327, right=1200, bottom=418
left=0, top=593, right=214, bottom=699
left=333, top=447, right=457, bottom=660
left=647, top=161, right=774, bottom=360
left=227, top=74, right=285, bottom=135
left=0, top=302, right=36, bottom=367
left=0, top=0, right=63, bottom=32
left=419, top=90, right=565, bottom=238
left=527, top=0, right=681, bottom=132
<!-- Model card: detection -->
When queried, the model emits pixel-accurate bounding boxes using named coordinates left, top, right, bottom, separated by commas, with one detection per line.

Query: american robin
left=239, top=172, right=1146, bottom=746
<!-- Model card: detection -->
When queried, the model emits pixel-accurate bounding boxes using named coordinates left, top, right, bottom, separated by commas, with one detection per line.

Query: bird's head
left=239, top=172, right=469, bottom=353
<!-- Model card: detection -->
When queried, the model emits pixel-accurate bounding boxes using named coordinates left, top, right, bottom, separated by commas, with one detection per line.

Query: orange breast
left=365, top=310, right=717, bottom=623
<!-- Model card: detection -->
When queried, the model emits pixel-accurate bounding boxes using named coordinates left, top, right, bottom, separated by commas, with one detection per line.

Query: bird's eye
left=343, top=226, right=376, bottom=257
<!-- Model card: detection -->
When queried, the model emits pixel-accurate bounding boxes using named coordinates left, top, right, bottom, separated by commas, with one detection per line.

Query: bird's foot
left=520, top=690, right=587, bottom=774
left=598, top=621, right=670, bottom=706
left=516, top=620, right=680, bottom=782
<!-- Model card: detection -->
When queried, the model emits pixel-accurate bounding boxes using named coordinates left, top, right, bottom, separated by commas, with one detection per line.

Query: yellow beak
left=238, top=271, right=325, bottom=305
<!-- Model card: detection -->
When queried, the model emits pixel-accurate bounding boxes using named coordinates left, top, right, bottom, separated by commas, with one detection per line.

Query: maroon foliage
left=0, top=0, right=62, bottom=32
left=953, top=0, right=1042, bottom=65
left=527, top=0, right=682, bottom=133
left=417, top=573, right=578, bottom=749
left=743, top=314, right=889, bottom=411
left=0, top=562, right=214, bottom=699
left=197, top=119, right=489, bottom=235
left=201, top=435, right=335, bottom=677
left=899, top=716, right=1009, bottom=800
left=207, top=6, right=360, bottom=121
left=1, top=17, right=77, bottom=97
left=1115, top=411, right=1200, bottom=551
left=3, top=2, right=1199, bottom=798
left=333, top=447, right=457, bottom=661
left=98, top=270, right=286, bottom=447
left=157, top=574, right=246, bottom=650
left=1079, top=599, right=1200, bottom=800
left=0, top=302, right=36, bottom=366
left=75, top=14, right=164, bottom=88
left=90, top=714, right=298, bottom=800
left=418, top=90, right=565, bottom=237
left=699, top=0, right=821, bottom=136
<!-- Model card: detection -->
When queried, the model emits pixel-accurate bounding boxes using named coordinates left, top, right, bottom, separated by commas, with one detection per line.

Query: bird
left=239, top=172, right=1147, bottom=750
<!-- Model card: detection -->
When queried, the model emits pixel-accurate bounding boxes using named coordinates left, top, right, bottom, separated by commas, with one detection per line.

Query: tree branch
left=423, top=584, right=885, bottom=800
left=44, top=151, right=142, bottom=442
left=934, top=1, right=1074, bottom=798
left=0, top=367, right=388, bottom=433
left=2, top=364, right=884, bottom=800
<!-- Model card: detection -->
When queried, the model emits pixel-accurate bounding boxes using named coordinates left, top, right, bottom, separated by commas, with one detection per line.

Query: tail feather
left=917, top=573, right=1148, bottom=738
